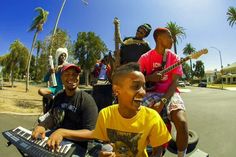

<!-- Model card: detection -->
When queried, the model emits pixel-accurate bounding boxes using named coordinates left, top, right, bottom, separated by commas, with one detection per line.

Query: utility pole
left=210, top=47, right=224, bottom=90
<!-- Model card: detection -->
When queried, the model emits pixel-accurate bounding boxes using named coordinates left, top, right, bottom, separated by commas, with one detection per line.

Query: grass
left=0, top=81, right=93, bottom=114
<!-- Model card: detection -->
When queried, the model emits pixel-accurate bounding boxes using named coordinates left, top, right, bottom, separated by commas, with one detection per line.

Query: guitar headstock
left=190, top=49, right=208, bottom=59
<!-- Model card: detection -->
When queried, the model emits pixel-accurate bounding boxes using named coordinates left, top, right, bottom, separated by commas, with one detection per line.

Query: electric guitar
left=146, top=49, right=208, bottom=91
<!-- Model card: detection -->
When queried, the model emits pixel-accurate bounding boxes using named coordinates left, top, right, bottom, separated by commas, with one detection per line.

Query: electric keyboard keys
left=3, top=126, right=75, bottom=157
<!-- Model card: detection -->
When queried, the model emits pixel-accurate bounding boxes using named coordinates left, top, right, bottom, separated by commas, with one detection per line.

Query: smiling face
left=61, top=68, right=80, bottom=91
left=58, top=53, right=67, bottom=65
left=113, top=71, right=146, bottom=115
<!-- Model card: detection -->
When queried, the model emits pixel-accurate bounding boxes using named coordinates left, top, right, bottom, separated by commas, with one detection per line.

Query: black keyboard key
left=23, top=133, right=31, bottom=139
left=13, top=128, right=21, bottom=133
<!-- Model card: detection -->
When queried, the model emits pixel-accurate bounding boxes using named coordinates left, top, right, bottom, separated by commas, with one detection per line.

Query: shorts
left=142, top=92, right=185, bottom=122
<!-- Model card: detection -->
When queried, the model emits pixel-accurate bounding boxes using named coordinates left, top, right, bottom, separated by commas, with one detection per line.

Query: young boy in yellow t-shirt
left=93, top=62, right=171, bottom=157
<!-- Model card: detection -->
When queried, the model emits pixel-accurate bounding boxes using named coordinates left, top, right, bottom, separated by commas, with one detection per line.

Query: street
left=0, top=87, right=236, bottom=157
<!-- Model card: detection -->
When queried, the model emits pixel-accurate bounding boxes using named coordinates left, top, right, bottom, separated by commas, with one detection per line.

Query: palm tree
left=2, top=40, right=29, bottom=87
left=49, top=0, right=67, bottom=56
left=193, top=60, right=205, bottom=80
left=35, top=40, right=42, bottom=81
left=26, top=7, right=49, bottom=92
left=166, top=21, right=186, bottom=54
left=49, top=0, right=87, bottom=55
left=227, top=6, right=236, bottom=27
left=183, top=43, right=196, bottom=80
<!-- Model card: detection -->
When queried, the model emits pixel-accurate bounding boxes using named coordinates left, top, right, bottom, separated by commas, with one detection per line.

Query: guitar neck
left=160, top=56, right=190, bottom=75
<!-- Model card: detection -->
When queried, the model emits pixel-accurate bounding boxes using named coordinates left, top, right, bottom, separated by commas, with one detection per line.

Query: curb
left=0, top=111, right=42, bottom=116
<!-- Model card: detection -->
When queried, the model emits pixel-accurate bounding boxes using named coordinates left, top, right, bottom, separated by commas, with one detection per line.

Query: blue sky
left=0, top=0, right=236, bottom=70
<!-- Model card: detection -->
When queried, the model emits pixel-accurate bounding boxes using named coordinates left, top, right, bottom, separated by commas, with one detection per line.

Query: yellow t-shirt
left=93, top=104, right=171, bottom=157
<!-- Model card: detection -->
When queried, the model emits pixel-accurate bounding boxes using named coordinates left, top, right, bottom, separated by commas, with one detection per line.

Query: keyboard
left=2, top=126, right=76, bottom=157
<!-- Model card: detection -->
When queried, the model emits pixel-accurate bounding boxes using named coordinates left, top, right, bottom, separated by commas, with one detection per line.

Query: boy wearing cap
left=32, top=64, right=98, bottom=156
left=120, top=23, right=152, bottom=65
left=139, top=28, right=188, bottom=157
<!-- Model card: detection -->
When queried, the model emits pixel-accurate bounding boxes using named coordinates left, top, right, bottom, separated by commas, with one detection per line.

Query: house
left=222, top=62, right=236, bottom=84
left=205, top=62, right=236, bottom=84
left=205, top=70, right=217, bottom=83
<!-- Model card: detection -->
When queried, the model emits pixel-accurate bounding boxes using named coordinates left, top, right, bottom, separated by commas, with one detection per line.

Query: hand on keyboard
left=32, top=126, right=46, bottom=140
left=47, top=129, right=63, bottom=151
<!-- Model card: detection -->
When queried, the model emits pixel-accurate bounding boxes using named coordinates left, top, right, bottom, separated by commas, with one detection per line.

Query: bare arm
left=52, top=128, right=94, bottom=141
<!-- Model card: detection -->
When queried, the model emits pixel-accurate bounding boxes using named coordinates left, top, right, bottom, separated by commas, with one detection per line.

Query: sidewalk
left=224, top=87, right=236, bottom=91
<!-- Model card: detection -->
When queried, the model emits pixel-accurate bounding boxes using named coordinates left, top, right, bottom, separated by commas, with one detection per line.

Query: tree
left=193, top=60, right=205, bottom=80
left=36, top=52, right=48, bottom=82
left=74, top=32, right=108, bottom=85
left=0, top=40, right=29, bottom=87
left=47, top=28, right=72, bottom=57
left=48, top=0, right=87, bottom=55
left=26, top=7, right=49, bottom=92
left=34, top=28, right=72, bottom=83
left=182, top=62, right=191, bottom=81
left=183, top=43, right=196, bottom=80
left=166, top=21, right=186, bottom=54
left=34, top=40, right=42, bottom=81
left=227, top=6, right=236, bottom=27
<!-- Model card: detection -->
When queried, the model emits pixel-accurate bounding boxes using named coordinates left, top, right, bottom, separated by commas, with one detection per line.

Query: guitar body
left=143, top=48, right=208, bottom=91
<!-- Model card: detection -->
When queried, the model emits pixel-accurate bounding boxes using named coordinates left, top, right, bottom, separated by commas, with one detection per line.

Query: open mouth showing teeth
left=133, top=98, right=143, bottom=105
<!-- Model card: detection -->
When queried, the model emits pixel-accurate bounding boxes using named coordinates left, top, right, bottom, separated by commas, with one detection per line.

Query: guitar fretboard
left=160, top=56, right=190, bottom=75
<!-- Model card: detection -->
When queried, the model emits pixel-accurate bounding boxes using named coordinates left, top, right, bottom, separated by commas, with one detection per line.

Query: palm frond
left=166, top=21, right=186, bottom=43
left=183, top=43, right=196, bottom=56
left=227, top=6, right=236, bottom=27
left=28, top=7, right=49, bottom=32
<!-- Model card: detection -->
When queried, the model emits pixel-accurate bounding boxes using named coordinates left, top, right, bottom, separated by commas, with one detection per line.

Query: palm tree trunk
left=173, top=42, right=177, bottom=54
left=46, top=0, right=67, bottom=87
left=26, top=32, right=38, bottom=92
left=190, top=59, right=193, bottom=80
left=10, top=67, right=14, bottom=88
left=10, top=62, right=14, bottom=87
left=49, top=0, right=67, bottom=55
left=35, top=49, right=39, bottom=81
left=84, top=69, right=89, bottom=86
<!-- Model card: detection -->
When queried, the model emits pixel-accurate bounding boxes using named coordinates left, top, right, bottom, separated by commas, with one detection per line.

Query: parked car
left=198, top=82, right=207, bottom=87
left=185, top=81, right=191, bottom=86
left=178, top=81, right=185, bottom=87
